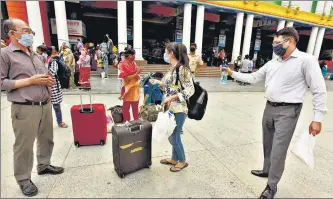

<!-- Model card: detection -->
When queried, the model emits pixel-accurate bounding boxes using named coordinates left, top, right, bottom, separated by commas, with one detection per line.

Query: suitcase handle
left=79, top=107, right=95, bottom=113
left=79, top=89, right=93, bottom=112
left=125, top=121, right=142, bottom=133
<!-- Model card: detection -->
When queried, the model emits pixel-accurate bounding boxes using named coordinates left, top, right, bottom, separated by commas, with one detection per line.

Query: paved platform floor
left=59, top=77, right=333, bottom=94
left=1, top=92, right=333, bottom=198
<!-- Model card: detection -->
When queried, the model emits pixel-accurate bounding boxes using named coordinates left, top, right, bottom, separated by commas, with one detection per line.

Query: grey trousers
left=11, top=102, right=54, bottom=182
left=262, top=102, right=302, bottom=189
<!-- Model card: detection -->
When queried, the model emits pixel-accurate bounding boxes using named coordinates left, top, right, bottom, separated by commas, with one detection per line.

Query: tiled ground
left=1, top=91, right=333, bottom=198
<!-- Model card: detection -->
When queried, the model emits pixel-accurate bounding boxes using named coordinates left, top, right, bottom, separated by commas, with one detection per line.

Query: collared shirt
left=188, top=53, right=203, bottom=72
left=1, top=44, right=50, bottom=102
left=232, top=48, right=327, bottom=122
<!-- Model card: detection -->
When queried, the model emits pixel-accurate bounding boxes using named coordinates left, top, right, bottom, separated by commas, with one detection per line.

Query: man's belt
left=267, top=101, right=302, bottom=107
left=13, top=100, right=49, bottom=106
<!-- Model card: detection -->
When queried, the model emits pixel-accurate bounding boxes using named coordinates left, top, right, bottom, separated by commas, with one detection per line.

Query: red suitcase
left=70, top=90, right=107, bottom=147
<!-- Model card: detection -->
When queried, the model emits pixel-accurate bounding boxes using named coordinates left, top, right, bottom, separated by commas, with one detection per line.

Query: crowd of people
left=0, top=18, right=329, bottom=199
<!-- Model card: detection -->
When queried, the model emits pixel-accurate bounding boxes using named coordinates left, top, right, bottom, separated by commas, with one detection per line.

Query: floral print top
left=162, top=65, right=195, bottom=114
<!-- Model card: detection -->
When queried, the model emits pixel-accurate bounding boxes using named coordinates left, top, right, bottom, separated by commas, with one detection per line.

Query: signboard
left=51, top=18, right=87, bottom=38
left=254, top=39, right=261, bottom=51
left=175, top=30, right=182, bottom=43
left=218, top=35, right=226, bottom=47
left=127, top=27, right=132, bottom=40
left=176, top=17, right=183, bottom=30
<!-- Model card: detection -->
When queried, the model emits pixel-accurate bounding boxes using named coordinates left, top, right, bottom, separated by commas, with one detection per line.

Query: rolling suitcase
left=112, top=119, right=152, bottom=178
left=71, top=89, right=107, bottom=147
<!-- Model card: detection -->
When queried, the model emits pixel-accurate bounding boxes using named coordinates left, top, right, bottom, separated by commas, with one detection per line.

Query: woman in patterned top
left=150, top=42, right=195, bottom=172
left=47, top=47, right=68, bottom=128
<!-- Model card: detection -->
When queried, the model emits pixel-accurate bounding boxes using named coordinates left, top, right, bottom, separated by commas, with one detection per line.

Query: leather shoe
left=251, top=170, right=268, bottom=178
left=18, top=180, right=38, bottom=197
left=38, top=165, right=64, bottom=175
left=260, top=185, right=277, bottom=199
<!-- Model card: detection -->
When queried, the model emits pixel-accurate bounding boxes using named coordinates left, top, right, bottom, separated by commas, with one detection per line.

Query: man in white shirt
left=225, top=27, right=327, bottom=199
left=239, top=54, right=252, bottom=85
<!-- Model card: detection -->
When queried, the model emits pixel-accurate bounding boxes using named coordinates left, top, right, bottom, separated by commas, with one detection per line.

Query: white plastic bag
left=106, top=110, right=114, bottom=133
left=152, top=111, right=176, bottom=142
left=101, top=71, right=106, bottom=78
left=292, top=130, right=316, bottom=169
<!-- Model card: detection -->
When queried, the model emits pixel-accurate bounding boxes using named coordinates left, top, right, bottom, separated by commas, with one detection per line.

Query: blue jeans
left=52, top=104, right=62, bottom=124
left=168, top=113, right=186, bottom=162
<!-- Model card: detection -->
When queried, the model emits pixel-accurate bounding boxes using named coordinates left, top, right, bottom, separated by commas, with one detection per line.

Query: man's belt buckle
left=32, top=101, right=42, bottom=106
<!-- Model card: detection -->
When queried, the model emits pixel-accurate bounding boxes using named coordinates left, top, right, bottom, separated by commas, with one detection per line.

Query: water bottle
left=220, top=69, right=228, bottom=85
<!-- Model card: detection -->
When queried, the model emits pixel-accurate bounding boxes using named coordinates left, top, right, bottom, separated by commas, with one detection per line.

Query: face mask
left=121, top=56, right=125, bottom=61
left=190, top=47, right=196, bottom=53
left=17, top=33, right=34, bottom=47
left=42, top=53, right=48, bottom=59
left=273, top=43, right=288, bottom=57
left=63, top=51, right=69, bottom=56
left=164, top=53, right=170, bottom=64
left=129, top=55, right=135, bottom=62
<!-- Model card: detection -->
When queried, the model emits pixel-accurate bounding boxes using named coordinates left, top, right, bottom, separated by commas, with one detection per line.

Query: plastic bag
left=292, top=130, right=316, bottom=169
left=152, top=111, right=176, bottom=142
left=106, top=110, right=114, bottom=133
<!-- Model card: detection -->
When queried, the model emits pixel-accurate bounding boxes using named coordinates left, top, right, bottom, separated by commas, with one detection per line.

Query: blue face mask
left=163, top=53, right=170, bottom=64
left=42, top=53, right=48, bottom=59
left=18, top=33, right=34, bottom=47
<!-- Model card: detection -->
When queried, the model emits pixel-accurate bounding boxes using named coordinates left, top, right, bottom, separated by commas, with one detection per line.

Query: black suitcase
left=111, top=119, right=152, bottom=178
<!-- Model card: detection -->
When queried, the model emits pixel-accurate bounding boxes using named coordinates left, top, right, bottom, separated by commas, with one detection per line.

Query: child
left=77, top=49, right=91, bottom=88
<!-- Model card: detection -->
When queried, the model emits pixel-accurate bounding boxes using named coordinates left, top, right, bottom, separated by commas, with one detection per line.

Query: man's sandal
left=160, top=158, right=177, bottom=165
left=170, top=162, right=189, bottom=172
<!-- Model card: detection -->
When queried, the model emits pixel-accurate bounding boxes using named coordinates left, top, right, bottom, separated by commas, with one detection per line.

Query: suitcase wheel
left=119, top=173, right=125, bottom=178
left=74, top=141, right=80, bottom=147
left=100, top=140, right=105, bottom=146
left=115, top=168, right=125, bottom=178
left=146, top=161, right=152, bottom=168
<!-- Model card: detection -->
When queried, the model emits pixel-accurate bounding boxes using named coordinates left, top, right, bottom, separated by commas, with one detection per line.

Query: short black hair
left=37, top=45, right=47, bottom=52
left=245, top=55, right=249, bottom=59
left=124, top=48, right=135, bottom=55
left=190, top=43, right=197, bottom=48
left=274, top=27, right=299, bottom=43
left=2, top=19, right=16, bottom=39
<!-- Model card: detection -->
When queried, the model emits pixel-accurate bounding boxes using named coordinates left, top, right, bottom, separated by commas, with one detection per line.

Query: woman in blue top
left=142, top=72, right=163, bottom=105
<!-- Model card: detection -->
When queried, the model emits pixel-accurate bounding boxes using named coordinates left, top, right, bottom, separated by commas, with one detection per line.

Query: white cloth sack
left=292, top=130, right=316, bottom=169
left=152, top=111, right=176, bottom=142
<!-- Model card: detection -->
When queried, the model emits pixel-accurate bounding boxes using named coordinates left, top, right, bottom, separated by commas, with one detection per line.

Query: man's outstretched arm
left=226, top=64, right=268, bottom=84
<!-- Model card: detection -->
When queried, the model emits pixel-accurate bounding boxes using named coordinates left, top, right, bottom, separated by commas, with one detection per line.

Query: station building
left=1, top=1, right=333, bottom=66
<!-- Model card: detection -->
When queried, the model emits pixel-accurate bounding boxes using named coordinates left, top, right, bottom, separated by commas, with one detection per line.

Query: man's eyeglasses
left=272, top=38, right=289, bottom=47
left=12, top=28, right=35, bottom=36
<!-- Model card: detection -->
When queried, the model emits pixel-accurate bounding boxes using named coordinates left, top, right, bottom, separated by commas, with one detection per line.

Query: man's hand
left=220, top=67, right=233, bottom=76
left=29, top=74, right=55, bottom=87
left=309, top=121, right=322, bottom=136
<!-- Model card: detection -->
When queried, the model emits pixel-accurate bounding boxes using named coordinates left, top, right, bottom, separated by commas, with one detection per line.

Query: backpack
left=175, top=66, right=208, bottom=120
left=50, top=56, right=71, bottom=89
left=108, top=105, right=123, bottom=124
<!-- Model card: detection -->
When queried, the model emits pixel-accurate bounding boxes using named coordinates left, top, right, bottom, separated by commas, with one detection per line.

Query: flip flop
left=160, top=158, right=177, bottom=165
left=170, top=162, right=189, bottom=172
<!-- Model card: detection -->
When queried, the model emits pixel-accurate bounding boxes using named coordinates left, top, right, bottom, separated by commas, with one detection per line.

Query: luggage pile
left=69, top=77, right=209, bottom=178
